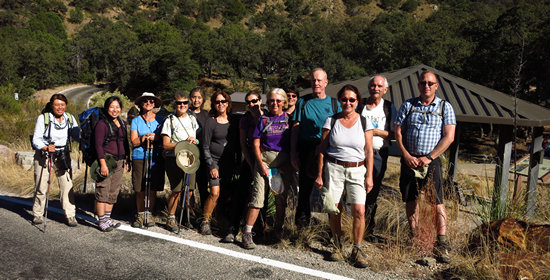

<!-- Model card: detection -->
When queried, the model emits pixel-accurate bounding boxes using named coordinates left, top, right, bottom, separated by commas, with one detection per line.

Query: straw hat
left=90, top=155, right=118, bottom=182
left=135, top=92, right=162, bottom=108
left=174, top=141, right=200, bottom=174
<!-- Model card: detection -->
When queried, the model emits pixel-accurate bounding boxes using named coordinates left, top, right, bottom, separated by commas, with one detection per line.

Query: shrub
left=88, top=90, right=131, bottom=109
left=69, top=7, right=84, bottom=24
left=400, top=0, right=419, bottom=12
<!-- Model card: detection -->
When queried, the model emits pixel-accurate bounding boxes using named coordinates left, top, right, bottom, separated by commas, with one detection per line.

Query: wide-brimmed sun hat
left=174, top=141, right=200, bottom=174
left=135, top=92, right=162, bottom=108
left=90, top=155, right=118, bottom=182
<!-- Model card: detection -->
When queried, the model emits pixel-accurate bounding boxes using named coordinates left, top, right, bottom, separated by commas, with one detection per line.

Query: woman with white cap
left=130, top=92, right=165, bottom=228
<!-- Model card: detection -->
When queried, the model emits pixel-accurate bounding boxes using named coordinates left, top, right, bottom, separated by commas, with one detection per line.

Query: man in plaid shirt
left=394, top=70, right=456, bottom=263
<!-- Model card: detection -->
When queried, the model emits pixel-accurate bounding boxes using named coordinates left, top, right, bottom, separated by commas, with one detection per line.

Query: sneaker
left=98, top=219, right=113, bottom=232
left=200, top=221, right=212, bottom=235
left=67, top=216, right=78, bottom=227
left=241, top=232, right=256, bottom=249
left=144, top=212, right=155, bottom=227
left=221, top=233, right=235, bottom=243
left=434, top=241, right=451, bottom=264
left=350, top=246, right=369, bottom=268
left=32, top=216, right=44, bottom=225
left=106, top=218, right=121, bottom=229
left=166, top=216, right=179, bottom=233
left=132, top=213, right=144, bottom=228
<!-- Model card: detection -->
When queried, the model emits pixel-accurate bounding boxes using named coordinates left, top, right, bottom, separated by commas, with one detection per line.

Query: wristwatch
left=426, top=154, right=434, bottom=161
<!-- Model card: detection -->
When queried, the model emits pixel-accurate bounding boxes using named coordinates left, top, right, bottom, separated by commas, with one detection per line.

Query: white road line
left=2, top=196, right=354, bottom=280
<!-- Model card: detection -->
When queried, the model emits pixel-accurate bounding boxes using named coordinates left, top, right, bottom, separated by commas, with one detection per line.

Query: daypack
left=405, top=97, right=446, bottom=122
left=30, top=112, right=75, bottom=150
left=260, top=112, right=289, bottom=134
left=78, top=107, right=125, bottom=166
left=356, top=98, right=393, bottom=131
left=329, top=112, right=367, bottom=131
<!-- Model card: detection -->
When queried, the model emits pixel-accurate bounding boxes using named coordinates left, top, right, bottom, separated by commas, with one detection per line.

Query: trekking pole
left=144, top=139, right=153, bottom=227
left=177, top=173, right=190, bottom=234
left=43, top=150, right=54, bottom=232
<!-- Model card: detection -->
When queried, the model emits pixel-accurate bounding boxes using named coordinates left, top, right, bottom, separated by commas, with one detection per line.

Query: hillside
left=0, top=0, right=549, bottom=107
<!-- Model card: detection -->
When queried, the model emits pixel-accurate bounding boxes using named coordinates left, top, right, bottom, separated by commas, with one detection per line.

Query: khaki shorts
left=165, top=156, right=197, bottom=192
left=132, top=159, right=165, bottom=192
left=323, top=161, right=366, bottom=205
left=248, top=150, right=290, bottom=208
left=95, top=159, right=124, bottom=204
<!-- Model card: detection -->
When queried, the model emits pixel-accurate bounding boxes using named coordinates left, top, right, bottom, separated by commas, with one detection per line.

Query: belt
left=325, top=154, right=364, bottom=168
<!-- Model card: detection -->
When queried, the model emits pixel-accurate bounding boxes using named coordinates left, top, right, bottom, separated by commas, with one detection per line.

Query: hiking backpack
left=78, top=107, right=125, bottom=166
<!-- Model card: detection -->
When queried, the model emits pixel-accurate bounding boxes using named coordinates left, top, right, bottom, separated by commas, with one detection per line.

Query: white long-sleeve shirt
left=32, top=112, right=80, bottom=150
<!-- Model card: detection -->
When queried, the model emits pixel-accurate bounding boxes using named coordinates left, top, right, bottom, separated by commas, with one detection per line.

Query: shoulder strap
left=331, top=97, right=338, bottom=115
left=329, top=112, right=341, bottom=130
left=440, top=100, right=446, bottom=121
left=360, top=115, right=367, bottom=132
left=383, top=99, right=392, bottom=129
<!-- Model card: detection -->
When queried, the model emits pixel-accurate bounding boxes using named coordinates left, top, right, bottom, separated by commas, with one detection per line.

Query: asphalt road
left=0, top=195, right=400, bottom=280
left=59, top=84, right=108, bottom=106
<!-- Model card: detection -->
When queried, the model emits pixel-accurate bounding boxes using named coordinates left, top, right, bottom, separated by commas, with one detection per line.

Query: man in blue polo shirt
left=291, top=68, right=340, bottom=227
left=394, top=70, right=456, bottom=263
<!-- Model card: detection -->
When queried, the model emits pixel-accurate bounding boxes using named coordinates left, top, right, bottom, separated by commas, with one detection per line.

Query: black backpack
left=78, top=107, right=125, bottom=166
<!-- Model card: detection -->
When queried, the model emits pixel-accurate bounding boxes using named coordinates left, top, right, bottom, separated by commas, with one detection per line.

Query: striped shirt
left=394, top=96, right=456, bottom=155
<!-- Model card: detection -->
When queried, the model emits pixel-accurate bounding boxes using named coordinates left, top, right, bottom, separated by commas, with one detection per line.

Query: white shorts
left=323, top=161, right=366, bottom=205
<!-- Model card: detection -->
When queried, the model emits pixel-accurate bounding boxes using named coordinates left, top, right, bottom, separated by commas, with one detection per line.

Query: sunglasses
left=268, top=99, right=283, bottom=104
left=288, top=94, right=298, bottom=98
left=340, top=98, right=357, bottom=103
left=144, top=98, right=156, bottom=104
left=419, top=81, right=437, bottom=87
left=214, top=100, right=228, bottom=105
left=175, top=100, right=189, bottom=105
left=246, top=98, right=259, bottom=105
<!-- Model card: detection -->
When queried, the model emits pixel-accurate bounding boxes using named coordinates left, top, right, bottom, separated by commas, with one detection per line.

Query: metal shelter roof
left=301, top=64, right=550, bottom=127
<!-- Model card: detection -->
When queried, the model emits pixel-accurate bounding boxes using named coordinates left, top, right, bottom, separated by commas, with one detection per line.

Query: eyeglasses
left=340, top=98, right=357, bottom=103
left=214, top=100, right=228, bottom=105
left=144, top=98, right=156, bottom=104
left=246, top=98, right=259, bottom=105
left=268, top=99, right=283, bottom=104
left=419, top=81, right=437, bottom=87
left=175, top=101, right=189, bottom=105
left=288, top=94, right=298, bottom=98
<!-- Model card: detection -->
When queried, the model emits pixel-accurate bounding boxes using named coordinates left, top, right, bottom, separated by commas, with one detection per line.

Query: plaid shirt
left=394, top=96, right=456, bottom=155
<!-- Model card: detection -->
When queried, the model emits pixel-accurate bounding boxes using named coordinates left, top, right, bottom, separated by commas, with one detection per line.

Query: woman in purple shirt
left=94, top=96, right=131, bottom=232
left=241, top=88, right=292, bottom=249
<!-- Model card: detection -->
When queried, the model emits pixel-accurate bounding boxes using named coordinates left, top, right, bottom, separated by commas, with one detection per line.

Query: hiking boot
left=326, top=238, right=344, bottom=262
left=326, top=247, right=344, bottom=262
left=144, top=212, right=155, bottom=227
left=67, top=216, right=78, bottom=227
left=98, top=219, right=113, bottom=232
left=132, top=213, right=144, bottom=228
left=166, top=216, right=179, bottom=233
left=32, top=216, right=44, bottom=225
left=350, top=246, right=369, bottom=268
left=221, top=233, right=235, bottom=243
left=106, top=218, right=121, bottom=229
left=200, top=221, right=212, bottom=235
left=241, top=232, right=256, bottom=249
left=434, top=240, right=451, bottom=264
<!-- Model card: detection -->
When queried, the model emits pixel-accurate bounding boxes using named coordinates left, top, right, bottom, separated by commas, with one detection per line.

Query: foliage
left=68, top=7, right=84, bottom=24
left=0, top=0, right=549, bottom=109
left=88, top=90, right=132, bottom=109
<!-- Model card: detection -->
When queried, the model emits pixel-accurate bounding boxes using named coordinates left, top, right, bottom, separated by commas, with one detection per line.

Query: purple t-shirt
left=252, top=112, right=290, bottom=152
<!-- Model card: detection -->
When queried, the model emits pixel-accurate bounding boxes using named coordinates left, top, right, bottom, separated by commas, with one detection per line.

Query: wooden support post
left=446, top=123, right=465, bottom=205
left=492, top=125, right=513, bottom=218
left=525, top=126, right=544, bottom=217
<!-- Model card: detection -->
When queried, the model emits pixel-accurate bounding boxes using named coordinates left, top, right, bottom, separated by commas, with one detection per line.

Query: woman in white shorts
left=315, top=84, right=374, bottom=268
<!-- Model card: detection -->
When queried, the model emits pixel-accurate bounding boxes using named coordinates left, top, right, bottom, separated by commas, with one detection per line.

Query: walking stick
left=177, top=173, right=190, bottom=234
left=144, top=139, right=153, bottom=227
left=43, top=150, right=54, bottom=232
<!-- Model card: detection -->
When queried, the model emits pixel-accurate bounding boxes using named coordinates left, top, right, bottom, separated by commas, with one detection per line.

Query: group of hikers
left=30, top=68, right=456, bottom=268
